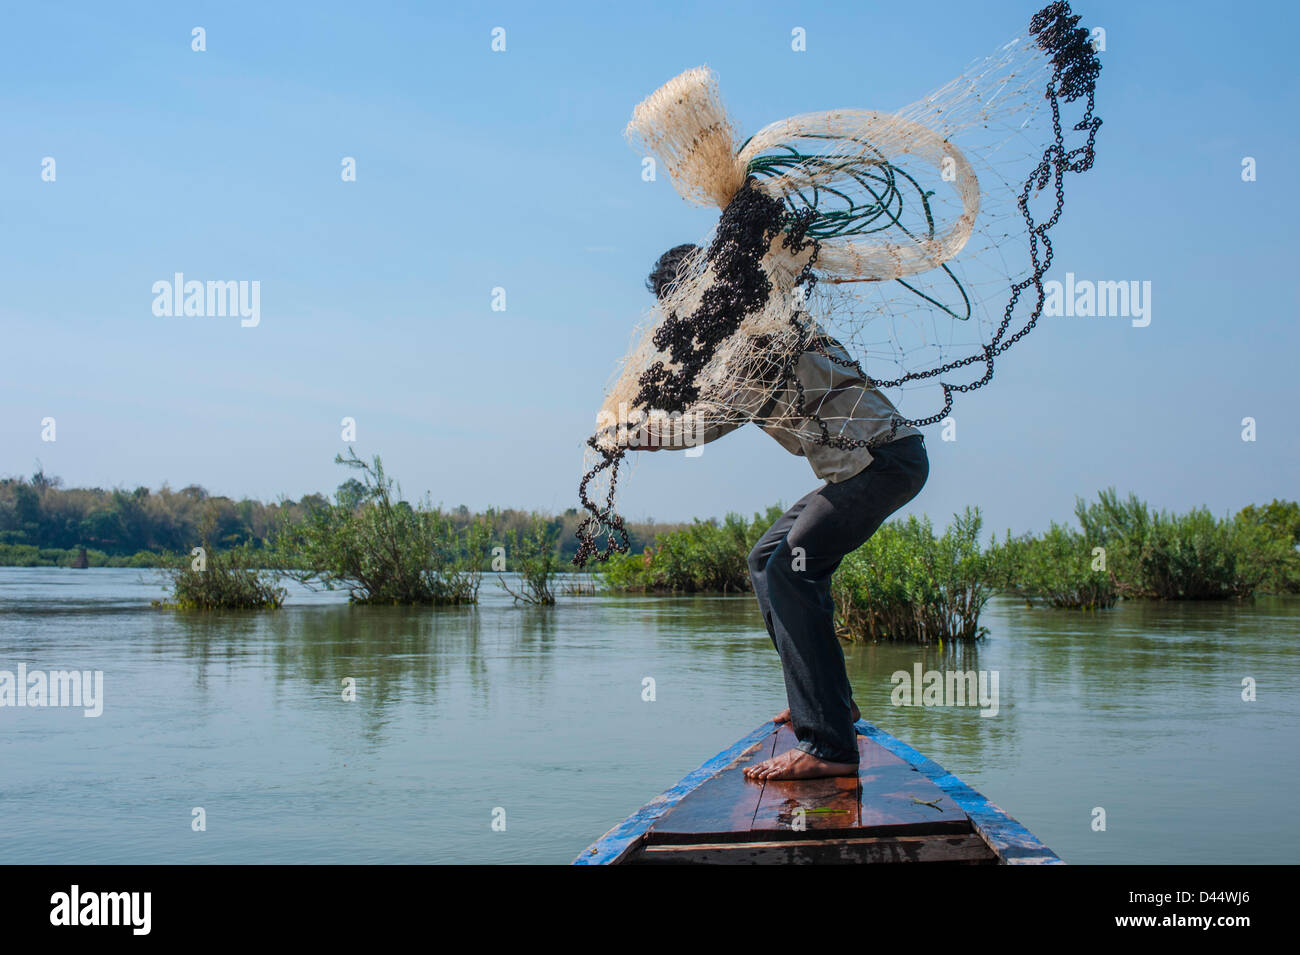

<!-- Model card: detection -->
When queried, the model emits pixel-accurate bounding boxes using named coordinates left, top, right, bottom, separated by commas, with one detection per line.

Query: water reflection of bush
left=845, top=638, right=1004, bottom=767
left=167, top=605, right=539, bottom=737
left=159, top=592, right=1297, bottom=759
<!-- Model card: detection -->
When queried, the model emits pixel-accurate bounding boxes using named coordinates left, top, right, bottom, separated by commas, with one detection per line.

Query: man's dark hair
left=646, top=243, right=702, bottom=300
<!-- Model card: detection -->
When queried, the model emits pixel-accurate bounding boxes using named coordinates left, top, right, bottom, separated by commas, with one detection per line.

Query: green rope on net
left=742, top=137, right=972, bottom=322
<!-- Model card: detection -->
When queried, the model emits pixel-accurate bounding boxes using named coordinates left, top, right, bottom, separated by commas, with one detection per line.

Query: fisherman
left=633, top=243, right=930, bottom=780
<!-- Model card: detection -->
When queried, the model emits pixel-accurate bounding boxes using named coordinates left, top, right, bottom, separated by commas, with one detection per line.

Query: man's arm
left=622, top=409, right=743, bottom=452
left=613, top=339, right=796, bottom=452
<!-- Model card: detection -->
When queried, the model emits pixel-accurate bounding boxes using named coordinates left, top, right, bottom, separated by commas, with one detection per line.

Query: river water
left=1, top=567, right=1295, bottom=864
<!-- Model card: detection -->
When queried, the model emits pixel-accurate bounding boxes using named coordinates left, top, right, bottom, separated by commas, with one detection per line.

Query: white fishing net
left=575, top=1, right=1102, bottom=564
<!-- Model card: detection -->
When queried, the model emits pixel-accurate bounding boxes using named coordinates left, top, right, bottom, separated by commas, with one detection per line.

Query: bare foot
left=773, top=700, right=860, bottom=725
left=743, top=748, right=859, bottom=781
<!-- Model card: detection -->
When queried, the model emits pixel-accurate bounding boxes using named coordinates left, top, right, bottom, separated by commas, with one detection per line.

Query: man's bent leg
left=764, top=436, right=931, bottom=765
left=747, top=491, right=818, bottom=649
left=763, top=537, right=859, bottom=763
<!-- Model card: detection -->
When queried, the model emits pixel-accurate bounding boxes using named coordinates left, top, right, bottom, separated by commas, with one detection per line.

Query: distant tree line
left=0, top=465, right=680, bottom=568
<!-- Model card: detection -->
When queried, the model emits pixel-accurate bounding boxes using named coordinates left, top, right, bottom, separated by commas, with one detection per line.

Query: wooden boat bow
left=575, top=718, right=1062, bottom=865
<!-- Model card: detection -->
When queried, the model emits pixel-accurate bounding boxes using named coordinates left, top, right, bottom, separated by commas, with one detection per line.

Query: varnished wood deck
left=575, top=719, right=1062, bottom=865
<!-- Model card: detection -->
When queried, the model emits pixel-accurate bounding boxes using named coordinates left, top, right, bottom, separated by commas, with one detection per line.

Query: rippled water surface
left=1, top=567, right=1296, bottom=863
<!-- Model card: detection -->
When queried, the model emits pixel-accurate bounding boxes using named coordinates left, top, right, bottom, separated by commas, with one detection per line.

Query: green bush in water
left=831, top=507, right=992, bottom=644
left=987, top=522, right=1118, bottom=609
left=497, top=516, right=561, bottom=605
left=1075, top=489, right=1261, bottom=600
left=602, top=506, right=783, bottom=593
left=274, top=450, right=492, bottom=605
left=1232, top=499, right=1300, bottom=595
left=154, top=542, right=285, bottom=610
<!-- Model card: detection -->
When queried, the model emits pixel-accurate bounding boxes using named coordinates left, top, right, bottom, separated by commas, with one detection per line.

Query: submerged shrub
left=602, top=506, right=783, bottom=593
left=154, top=542, right=285, bottom=610
left=832, top=508, right=992, bottom=644
left=988, top=522, right=1117, bottom=609
left=1232, top=499, right=1300, bottom=595
left=497, top=517, right=562, bottom=605
left=275, top=450, right=491, bottom=605
left=1076, top=489, right=1258, bottom=600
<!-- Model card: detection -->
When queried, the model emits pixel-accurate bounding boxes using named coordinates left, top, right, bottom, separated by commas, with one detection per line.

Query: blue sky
left=2, top=0, right=1296, bottom=538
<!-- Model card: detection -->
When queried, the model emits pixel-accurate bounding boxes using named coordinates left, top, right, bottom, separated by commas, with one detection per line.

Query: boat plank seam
left=746, top=730, right=778, bottom=831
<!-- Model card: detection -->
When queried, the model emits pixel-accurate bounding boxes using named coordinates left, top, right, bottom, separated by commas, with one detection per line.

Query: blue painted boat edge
left=855, top=718, right=1064, bottom=865
left=572, top=721, right=777, bottom=865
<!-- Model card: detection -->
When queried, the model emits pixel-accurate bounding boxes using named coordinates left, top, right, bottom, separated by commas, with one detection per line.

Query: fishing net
left=573, top=1, right=1102, bottom=566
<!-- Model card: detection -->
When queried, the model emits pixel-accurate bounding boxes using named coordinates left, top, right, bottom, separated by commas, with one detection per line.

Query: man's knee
left=768, top=539, right=811, bottom=581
